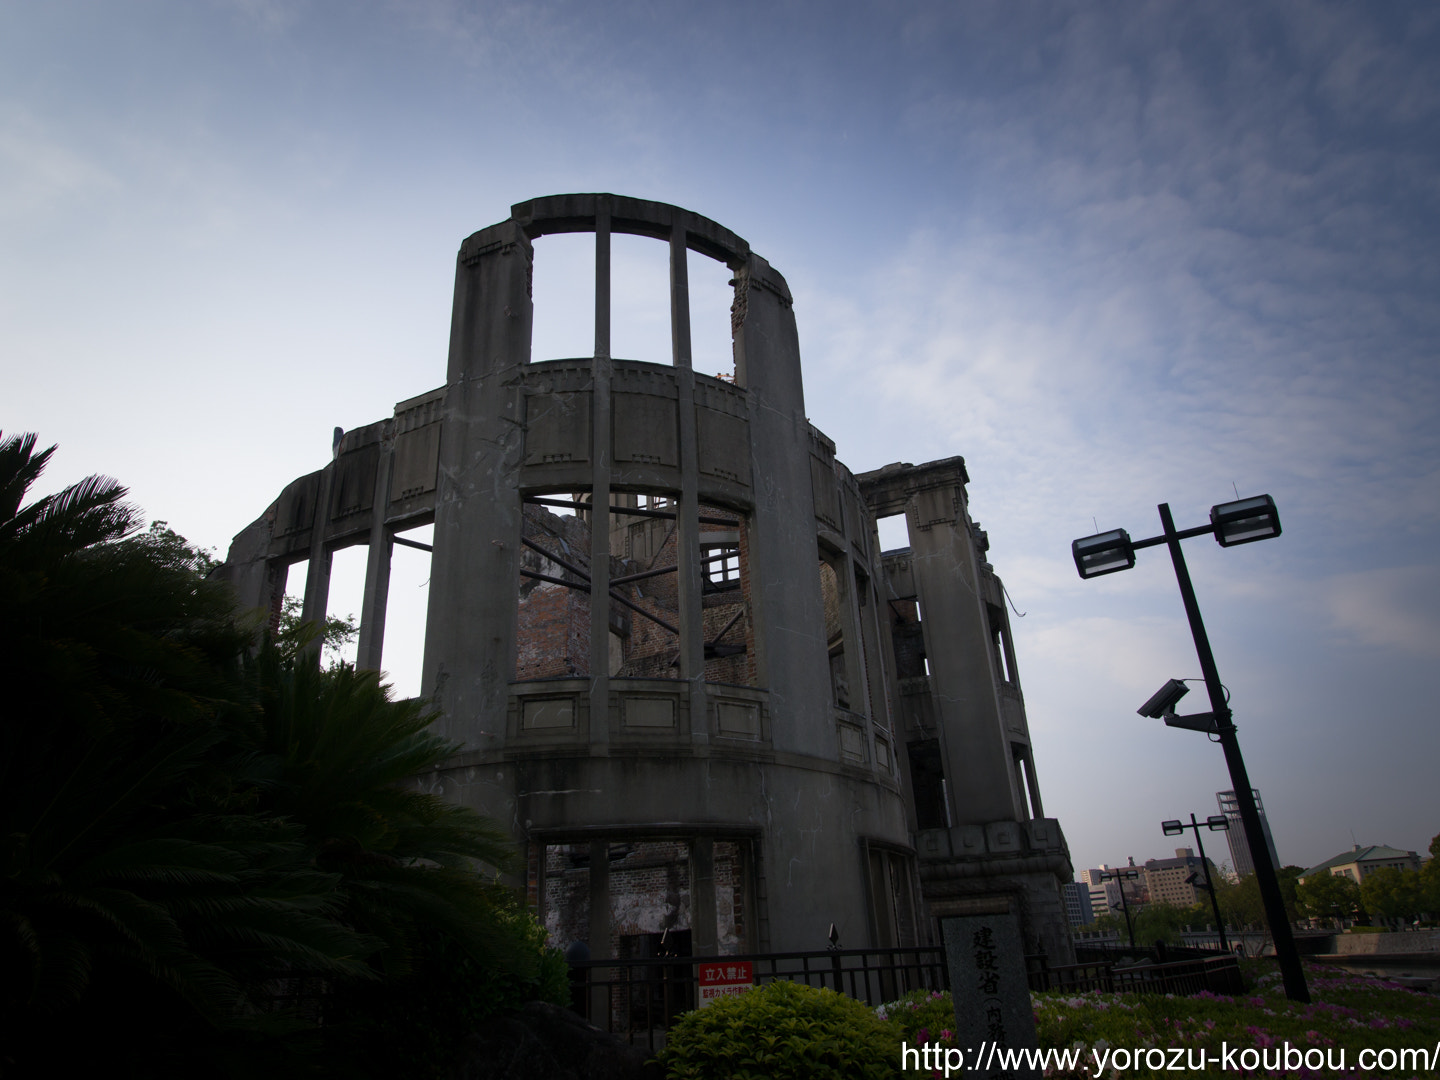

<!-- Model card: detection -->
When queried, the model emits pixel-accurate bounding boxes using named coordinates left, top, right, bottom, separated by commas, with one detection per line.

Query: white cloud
left=1323, top=565, right=1440, bottom=659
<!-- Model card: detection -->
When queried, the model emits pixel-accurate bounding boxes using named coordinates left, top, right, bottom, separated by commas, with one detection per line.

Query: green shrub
left=662, top=979, right=895, bottom=1080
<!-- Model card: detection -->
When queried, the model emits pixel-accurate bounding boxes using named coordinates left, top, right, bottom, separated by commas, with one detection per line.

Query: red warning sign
left=696, top=961, right=754, bottom=1006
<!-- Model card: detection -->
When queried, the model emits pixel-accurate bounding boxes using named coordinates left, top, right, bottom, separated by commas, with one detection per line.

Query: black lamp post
left=1098, top=868, right=1140, bottom=949
left=1163, top=813, right=1230, bottom=952
left=1073, top=495, right=1308, bottom=1003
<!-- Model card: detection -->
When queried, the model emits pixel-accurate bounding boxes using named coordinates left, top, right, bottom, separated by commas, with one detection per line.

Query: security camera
left=1137, top=679, right=1190, bottom=719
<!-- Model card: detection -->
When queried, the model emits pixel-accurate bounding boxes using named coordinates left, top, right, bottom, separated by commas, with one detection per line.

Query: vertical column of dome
left=734, top=255, right=832, bottom=758
left=423, top=220, right=534, bottom=755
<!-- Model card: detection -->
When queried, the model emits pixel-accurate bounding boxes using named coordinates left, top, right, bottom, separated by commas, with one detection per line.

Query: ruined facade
left=216, top=195, right=1073, bottom=963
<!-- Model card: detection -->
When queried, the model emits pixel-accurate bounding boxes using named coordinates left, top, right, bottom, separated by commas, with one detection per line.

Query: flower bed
left=880, top=962, right=1440, bottom=1078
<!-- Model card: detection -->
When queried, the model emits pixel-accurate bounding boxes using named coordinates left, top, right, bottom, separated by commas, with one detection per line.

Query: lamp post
left=1163, top=813, right=1230, bottom=953
left=1073, top=495, right=1309, bottom=1003
left=1098, top=868, right=1140, bottom=949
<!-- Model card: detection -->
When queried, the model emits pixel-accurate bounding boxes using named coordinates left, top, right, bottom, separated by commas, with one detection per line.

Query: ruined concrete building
left=217, top=195, right=1075, bottom=964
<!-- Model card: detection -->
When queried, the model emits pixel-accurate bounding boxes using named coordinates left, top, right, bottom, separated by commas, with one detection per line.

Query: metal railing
left=567, top=946, right=1245, bottom=1049
left=567, top=945, right=948, bottom=1051
left=1029, top=953, right=1244, bottom=997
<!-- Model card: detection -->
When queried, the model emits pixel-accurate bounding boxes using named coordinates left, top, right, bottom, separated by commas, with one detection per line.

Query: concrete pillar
left=423, top=221, right=532, bottom=752
left=905, top=485, right=1026, bottom=825
left=356, top=438, right=395, bottom=672
left=734, top=255, right=830, bottom=759
left=671, top=226, right=707, bottom=743
left=589, top=203, right=613, bottom=748
left=588, top=840, right=611, bottom=1019
left=300, top=461, right=336, bottom=662
left=690, top=837, right=717, bottom=956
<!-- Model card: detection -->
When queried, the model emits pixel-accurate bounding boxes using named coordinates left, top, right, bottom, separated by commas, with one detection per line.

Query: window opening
left=907, top=739, right=949, bottom=831
left=987, top=602, right=1014, bottom=685
left=529, top=232, right=596, bottom=363
left=690, top=248, right=737, bottom=382
left=818, top=558, right=848, bottom=708
left=700, top=506, right=754, bottom=686
left=702, top=543, right=740, bottom=588
left=876, top=513, right=909, bottom=553
left=385, top=522, right=433, bottom=699
left=888, top=597, right=927, bottom=680
left=611, top=232, right=671, bottom=365
left=323, top=543, right=366, bottom=668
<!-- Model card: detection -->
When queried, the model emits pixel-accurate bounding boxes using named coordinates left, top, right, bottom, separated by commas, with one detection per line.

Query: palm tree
left=0, top=433, right=376, bottom=1076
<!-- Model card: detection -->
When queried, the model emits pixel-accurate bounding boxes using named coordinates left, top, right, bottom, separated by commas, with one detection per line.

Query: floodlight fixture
left=1162, top=820, right=1185, bottom=836
left=1138, top=679, right=1190, bottom=719
left=1211, top=494, right=1281, bottom=547
left=1206, top=815, right=1230, bottom=831
left=1072, top=529, right=1135, bottom=579
left=1074, top=495, right=1306, bottom=1000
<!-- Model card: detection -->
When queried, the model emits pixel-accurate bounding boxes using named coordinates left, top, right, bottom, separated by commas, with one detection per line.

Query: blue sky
left=5, top=1, right=1438, bottom=878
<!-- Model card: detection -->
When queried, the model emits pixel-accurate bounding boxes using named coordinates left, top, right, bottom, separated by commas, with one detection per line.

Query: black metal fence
left=568, top=945, right=1245, bottom=1050
left=1028, top=954, right=1245, bottom=997
left=568, top=945, right=948, bottom=1051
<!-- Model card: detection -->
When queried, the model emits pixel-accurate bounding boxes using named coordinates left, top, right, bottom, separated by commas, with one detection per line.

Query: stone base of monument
left=941, top=911, right=1040, bottom=1080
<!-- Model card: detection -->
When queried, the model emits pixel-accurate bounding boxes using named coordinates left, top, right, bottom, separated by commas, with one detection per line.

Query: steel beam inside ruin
left=215, top=194, right=1075, bottom=965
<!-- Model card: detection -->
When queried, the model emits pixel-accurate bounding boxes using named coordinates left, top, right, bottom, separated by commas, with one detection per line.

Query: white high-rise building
left=1217, top=789, right=1280, bottom=877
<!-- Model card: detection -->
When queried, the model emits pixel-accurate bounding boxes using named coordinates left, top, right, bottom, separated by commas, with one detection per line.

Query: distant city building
left=1062, top=881, right=1095, bottom=926
left=1143, top=847, right=1221, bottom=908
left=1298, top=844, right=1422, bottom=885
left=1079, top=865, right=1135, bottom=918
left=1217, top=789, right=1280, bottom=876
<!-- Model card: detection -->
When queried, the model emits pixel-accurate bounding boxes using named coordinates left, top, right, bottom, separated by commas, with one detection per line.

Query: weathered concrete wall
left=216, top=194, right=1070, bottom=964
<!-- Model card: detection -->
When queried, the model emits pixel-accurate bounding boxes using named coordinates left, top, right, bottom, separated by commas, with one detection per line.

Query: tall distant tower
left=1217, top=789, right=1280, bottom=876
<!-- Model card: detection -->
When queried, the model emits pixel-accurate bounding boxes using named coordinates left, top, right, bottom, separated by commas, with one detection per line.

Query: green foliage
left=1425, top=834, right=1440, bottom=916
left=1210, top=867, right=1302, bottom=930
left=1033, top=962, right=1440, bottom=1078
left=275, top=594, right=358, bottom=668
left=1297, top=870, right=1365, bottom=926
left=1361, top=865, right=1425, bottom=925
left=0, top=432, right=551, bottom=1077
left=662, top=979, right=896, bottom=1080
left=327, top=904, right=569, bottom=1080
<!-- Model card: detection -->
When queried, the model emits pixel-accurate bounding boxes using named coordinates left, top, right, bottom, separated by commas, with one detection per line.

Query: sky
left=4, top=1, right=1438, bottom=880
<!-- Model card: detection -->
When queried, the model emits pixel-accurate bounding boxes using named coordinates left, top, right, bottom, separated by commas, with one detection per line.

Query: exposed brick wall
left=514, top=498, right=757, bottom=685
left=541, top=839, right=749, bottom=958
left=516, top=505, right=594, bottom=679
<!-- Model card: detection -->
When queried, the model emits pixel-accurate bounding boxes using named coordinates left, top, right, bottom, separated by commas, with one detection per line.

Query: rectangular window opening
left=611, top=232, right=672, bottom=366
left=690, top=248, right=737, bottom=383
left=876, top=513, right=909, bottom=554
left=384, top=522, right=432, bottom=699
left=530, top=232, right=597, bottom=363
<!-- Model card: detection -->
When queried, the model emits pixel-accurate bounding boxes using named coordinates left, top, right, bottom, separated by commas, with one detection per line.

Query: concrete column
left=587, top=840, right=612, bottom=1019
left=589, top=203, right=612, bottom=749
left=734, top=255, right=830, bottom=758
left=423, top=221, right=532, bottom=752
left=905, top=485, right=1026, bottom=825
left=356, top=437, right=395, bottom=672
left=671, top=226, right=706, bottom=743
left=690, top=837, right=717, bottom=956
left=301, top=462, right=336, bottom=663
left=1023, top=746, right=1045, bottom=819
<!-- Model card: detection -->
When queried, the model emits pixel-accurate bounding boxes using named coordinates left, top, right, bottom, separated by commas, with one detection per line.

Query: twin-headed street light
left=1072, top=495, right=1308, bottom=1003
left=1162, top=813, right=1231, bottom=953
left=1098, top=867, right=1141, bottom=949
